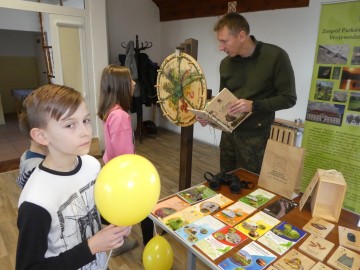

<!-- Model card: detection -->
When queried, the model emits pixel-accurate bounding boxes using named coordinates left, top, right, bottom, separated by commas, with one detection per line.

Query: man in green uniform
left=198, top=12, right=297, bottom=174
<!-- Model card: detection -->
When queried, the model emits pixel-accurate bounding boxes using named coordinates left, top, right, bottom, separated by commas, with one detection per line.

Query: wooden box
left=310, top=169, right=347, bottom=222
left=300, top=169, right=347, bottom=223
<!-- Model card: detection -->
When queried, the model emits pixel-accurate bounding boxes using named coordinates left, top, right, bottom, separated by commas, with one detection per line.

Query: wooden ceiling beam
left=152, top=0, right=310, bottom=21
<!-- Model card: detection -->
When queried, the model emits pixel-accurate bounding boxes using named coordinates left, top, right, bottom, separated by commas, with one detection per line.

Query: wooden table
left=149, top=168, right=359, bottom=269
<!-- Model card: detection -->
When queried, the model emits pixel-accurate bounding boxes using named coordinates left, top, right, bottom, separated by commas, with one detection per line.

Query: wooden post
left=178, top=38, right=198, bottom=191
left=179, top=125, right=194, bottom=190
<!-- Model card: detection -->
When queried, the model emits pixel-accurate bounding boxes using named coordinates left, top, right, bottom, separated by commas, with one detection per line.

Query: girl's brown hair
left=24, top=84, right=83, bottom=129
left=97, top=65, right=133, bottom=121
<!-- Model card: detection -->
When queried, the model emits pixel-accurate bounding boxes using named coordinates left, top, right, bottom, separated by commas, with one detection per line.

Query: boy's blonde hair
left=97, top=65, right=133, bottom=121
left=24, top=84, right=83, bottom=129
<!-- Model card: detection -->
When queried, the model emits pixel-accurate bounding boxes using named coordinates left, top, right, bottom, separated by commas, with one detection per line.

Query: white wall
left=106, top=0, right=333, bottom=146
left=106, top=0, right=161, bottom=129
left=106, top=0, right=161, bottom=64
left=0, top=29, right=37, bottom=56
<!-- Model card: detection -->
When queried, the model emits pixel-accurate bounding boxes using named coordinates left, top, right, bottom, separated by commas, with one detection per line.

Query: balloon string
left=153, top=221, right=158, bottom=236
left=103, top=249, right=112, bottom=270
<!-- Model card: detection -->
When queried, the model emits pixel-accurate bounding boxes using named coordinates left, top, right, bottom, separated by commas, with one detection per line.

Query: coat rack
left=121, top=35, right=153, bottom=143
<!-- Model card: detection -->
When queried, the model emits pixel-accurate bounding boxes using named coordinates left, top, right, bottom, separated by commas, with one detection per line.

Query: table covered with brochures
left=148, top=169, right=360, bottom=270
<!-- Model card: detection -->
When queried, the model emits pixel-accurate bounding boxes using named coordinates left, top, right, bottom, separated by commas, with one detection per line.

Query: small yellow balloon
left=94, top=154, right=160, bottom=226
left=143, top=235, right=174, bottom=270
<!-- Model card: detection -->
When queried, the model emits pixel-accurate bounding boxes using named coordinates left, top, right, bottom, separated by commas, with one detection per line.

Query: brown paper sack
left=258, top=139, right=305, bottom=200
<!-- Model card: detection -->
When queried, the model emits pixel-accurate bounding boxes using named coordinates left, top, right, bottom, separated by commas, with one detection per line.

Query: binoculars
left=204, top=172, right=242, bottom=194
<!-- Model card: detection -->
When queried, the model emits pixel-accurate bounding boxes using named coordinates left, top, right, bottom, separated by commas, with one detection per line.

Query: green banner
left=301, top=1, right=360, bottom=214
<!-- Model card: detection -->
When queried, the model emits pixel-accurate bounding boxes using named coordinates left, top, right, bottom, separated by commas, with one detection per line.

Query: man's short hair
left=214, top=12, right=250, bottom=36
left=24, top=84, right=83, bottom=129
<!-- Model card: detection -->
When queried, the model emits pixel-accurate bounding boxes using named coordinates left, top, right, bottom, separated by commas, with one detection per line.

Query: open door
left=48, top=14, right=88, bottom=99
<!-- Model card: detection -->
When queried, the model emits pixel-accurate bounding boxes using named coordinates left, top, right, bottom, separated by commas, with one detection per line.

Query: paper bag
left=258, top=139, right=305, bottom=200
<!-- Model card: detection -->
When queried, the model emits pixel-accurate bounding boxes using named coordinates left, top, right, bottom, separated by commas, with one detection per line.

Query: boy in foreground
left=16, top=84, right=132, bottom=270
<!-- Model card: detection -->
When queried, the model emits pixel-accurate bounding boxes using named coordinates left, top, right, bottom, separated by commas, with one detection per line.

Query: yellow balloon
left=143, top=235, right=174, bottom=270
left=94, top=154, right=161, bottom=226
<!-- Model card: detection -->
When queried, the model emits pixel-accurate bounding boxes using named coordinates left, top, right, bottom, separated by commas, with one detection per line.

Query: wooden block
left=327, top=246, right=360, bottom=270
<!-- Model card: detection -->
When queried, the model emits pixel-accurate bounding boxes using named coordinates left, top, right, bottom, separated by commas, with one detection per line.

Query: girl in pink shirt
left=98, top=65, right=135, bottom=163
left=97, top=64, right=154, bottom=256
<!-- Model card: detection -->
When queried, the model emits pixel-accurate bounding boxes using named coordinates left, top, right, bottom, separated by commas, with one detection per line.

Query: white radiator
left=270, top=119, right=303, bottom=147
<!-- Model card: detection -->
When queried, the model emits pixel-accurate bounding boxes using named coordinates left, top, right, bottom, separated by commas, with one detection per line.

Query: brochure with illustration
left=161, top=205, right=204, bottom=231
left=175, top=215, right=226, bottom=246
left=192, top=193, right=234, bottom=215
left=302, top=217, right=335, bottom=238
left=327, top=246, right=360, bottom=270
left=338, top=226, right=360, bottom=252
left=234, top=211, right=281, bottom=240
left=239, top=188, right=276, bottom=208
left=218, top=241, right=277, bottom=270
left=273, top=249, right=316, bottom=270
left=299, top=234, right=335, bottom=261
left=189, top=87, right=252, bottom=133
left=152, top=196, right=190, bottom=219
left=258, top=221, right=307, bottom=255
left=214, top=201, right=257, bottom=226
left=195, top=226, right=248, bottom=260
left=262, top=198, right=298, bottom=219
left=177, top=184, right=218, bottom=204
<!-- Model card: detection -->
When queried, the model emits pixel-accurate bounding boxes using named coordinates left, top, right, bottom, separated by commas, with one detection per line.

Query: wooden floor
left=0, top=128, right=220, bottom=270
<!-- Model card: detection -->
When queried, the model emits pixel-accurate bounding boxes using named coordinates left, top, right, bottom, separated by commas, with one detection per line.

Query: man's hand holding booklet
left=189, top=88, right=252, bottom=133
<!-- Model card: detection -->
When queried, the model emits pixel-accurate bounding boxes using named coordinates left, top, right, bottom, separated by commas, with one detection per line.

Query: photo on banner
left=301, top=1, right=360, bottom=214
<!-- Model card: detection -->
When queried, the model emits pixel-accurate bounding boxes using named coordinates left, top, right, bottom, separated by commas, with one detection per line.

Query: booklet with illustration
left=192, top=193, right=234, bottom=215
left=234, top=211, right=281, bottom=240
left=218, top=241, right=277, bottom=270
left=195, top=226, right=248, bottom=260
left=161, top=205, right=204, bottom=231
left=262, top=198, right=298, bottom=219
left=214, top=201, right=257, bottom=226
left=258, top=221, right=307, bottom=255
left=152, top=196, right=190, bottom=219
left=175, top=215, right=226, bottom=246
left=177, top=184, right=218, bottom=204
left=189, top=87, right=252, bottom=133
left=239, top=188, right=276, bottom=209
left=299, top=234, right=335, bottom=261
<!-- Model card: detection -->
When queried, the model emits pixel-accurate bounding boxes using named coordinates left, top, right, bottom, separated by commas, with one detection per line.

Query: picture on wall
left=350, top=46, right=360, bottom=65
left=332, top=91, right=348, bottom=103
left=306, top=101, right=345, bottom=127
left=318, top=66, right=332, bottom=79
left=340, top=67, right=360, bottom=90
left=348, top=92, right=360, bottom=112
left=314, top=80, right=334, bottom=101
left=316, top=44, right=349, bottom=65
left=345, top=113, right=360, bottom=126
